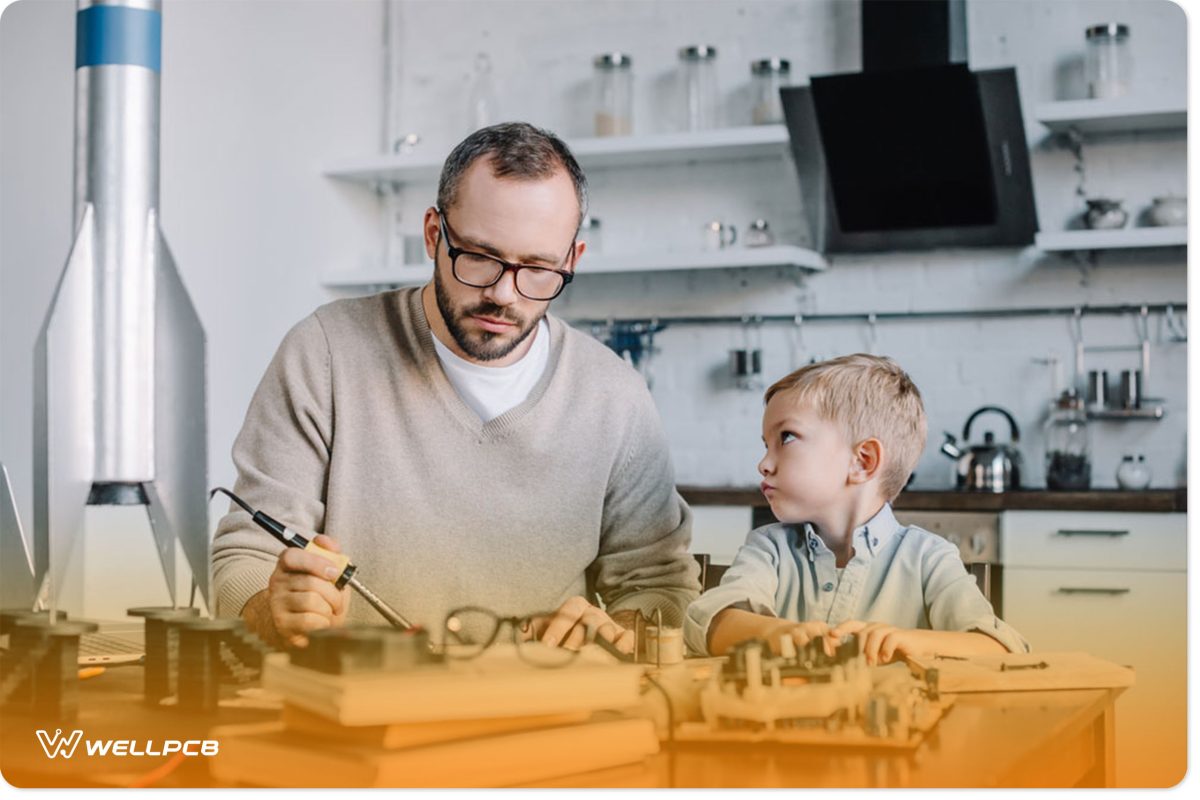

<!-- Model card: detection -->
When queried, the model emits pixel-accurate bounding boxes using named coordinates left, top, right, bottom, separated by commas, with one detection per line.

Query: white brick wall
left=0, top=0, right=1187, bottom=521
left=388, top=0, right=1187, bottom=489
left=0, top=0, right=1186, bottom=617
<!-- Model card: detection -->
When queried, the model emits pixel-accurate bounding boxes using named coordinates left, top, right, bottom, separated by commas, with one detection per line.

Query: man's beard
left=434, top=267, right=544, bottom=362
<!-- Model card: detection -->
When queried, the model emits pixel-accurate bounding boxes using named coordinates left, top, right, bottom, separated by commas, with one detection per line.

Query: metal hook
left=1069, top=306, right=1084, bottom=344
left=1165, top=304, right=1188, bottom=342
left=739, top=314, right=753, bottom=350
left=1069, top=307, right=1085, bottom=392
left=1135, top=305, right=1150, bottom=345
left=789, top=314, right=806, bottom=369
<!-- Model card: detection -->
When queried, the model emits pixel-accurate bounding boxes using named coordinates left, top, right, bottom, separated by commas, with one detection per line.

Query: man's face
left=757, top=393, right=855, bottom=524
left=428, top=158, right=582, bottom=363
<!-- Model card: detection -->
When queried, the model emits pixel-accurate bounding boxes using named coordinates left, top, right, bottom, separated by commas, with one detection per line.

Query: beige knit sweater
left=211, top=287, right=700, bottom=635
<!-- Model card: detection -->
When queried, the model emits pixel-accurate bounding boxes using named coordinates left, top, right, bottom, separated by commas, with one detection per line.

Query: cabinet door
left=1003, top=567, right=1186, bottom=787
left=1001, top=511, right=1184, bottom=571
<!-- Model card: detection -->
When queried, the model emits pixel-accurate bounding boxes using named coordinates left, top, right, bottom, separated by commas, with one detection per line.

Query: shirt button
left=822, top=582, right=835, bottom=592
left=873, top=538, right=879, bottom=546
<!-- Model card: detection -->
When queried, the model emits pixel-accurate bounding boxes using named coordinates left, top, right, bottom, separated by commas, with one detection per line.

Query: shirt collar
left=857, top=503, right=901, bottom=555
left=797, top=503, right=902, bottom=561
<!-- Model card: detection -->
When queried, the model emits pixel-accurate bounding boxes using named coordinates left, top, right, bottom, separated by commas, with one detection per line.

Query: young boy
left=684, top=354, right=1028, bottom=663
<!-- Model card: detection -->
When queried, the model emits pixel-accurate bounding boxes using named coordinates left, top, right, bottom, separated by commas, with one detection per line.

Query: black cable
left=209, top=486, right=254, bottom=515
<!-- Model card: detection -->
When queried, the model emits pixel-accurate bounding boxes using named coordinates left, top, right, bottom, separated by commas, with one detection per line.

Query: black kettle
left=940, top=406, right=1024, bottom=493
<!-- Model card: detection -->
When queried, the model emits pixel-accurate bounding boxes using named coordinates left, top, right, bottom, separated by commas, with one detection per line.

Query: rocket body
left=34, top=0, right=211, bottom=611
left=75, top=0, right=162, bottom=482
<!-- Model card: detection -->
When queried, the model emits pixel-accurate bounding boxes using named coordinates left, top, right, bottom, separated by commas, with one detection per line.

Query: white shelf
left=321, top=245, right=826, bottom=288
left=324, top=126, right=791, bottom=185
left=1087, top=406, right=1166, bottom=421
left=1035, top=226, right=1187, bottom=252
left=1035, top=97, right=1186, bottom=134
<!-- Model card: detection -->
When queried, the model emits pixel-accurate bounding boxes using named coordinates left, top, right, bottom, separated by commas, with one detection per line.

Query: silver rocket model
left=34, top=0, right=210, bottom=615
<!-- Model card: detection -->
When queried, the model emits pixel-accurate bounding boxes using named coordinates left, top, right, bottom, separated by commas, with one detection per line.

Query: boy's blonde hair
left=764, top=354, right=927, bottom=500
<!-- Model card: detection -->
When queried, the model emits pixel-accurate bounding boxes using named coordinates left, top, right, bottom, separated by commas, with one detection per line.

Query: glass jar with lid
left=1044, top=389, right=1091, bottom=490
left=744, top=219, right=774, bottom=247
left=750, top=58, right=790, bottom=125
left=593, top=52, right=633, bottom=137
left=1085, top=23, right=1131, bottom=99
left=679, top=45, right=718, bottom=130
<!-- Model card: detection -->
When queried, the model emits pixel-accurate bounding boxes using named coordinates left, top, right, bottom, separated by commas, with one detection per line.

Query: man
left=212, top=122, right=699, bottom=651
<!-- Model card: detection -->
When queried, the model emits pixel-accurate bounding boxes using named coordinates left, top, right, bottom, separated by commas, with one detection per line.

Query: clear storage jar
left=750, top=58, right=790, bottom=125
left=1044, top=389, right=1092, bottom=490
left=1085, top=23, right=1131, bottom=99
left=593, top=53, right=633, bottom=137
left=679, top=45, right=718, bottom=130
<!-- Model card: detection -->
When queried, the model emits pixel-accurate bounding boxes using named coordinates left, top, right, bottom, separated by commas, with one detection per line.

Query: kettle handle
left=963, top=406, right=1021, bottom=443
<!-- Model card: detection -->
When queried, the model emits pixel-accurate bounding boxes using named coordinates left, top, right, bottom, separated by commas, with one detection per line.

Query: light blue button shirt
left=684, top=503, right=1030, bottom=656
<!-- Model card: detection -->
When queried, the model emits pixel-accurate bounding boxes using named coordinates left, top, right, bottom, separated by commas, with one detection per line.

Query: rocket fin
left=33, top=204, right=97, bottom=612
left=0, top=462, right=36, bottom=609
left=145, top=209, right=210, bottom=610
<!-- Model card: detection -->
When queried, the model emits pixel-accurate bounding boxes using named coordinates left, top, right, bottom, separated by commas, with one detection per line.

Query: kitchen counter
left=679, top=486, right=1187, bottom=513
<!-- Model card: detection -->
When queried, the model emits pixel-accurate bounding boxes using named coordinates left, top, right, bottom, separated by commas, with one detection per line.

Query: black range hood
left=781, top=0, right=1039, bottom=253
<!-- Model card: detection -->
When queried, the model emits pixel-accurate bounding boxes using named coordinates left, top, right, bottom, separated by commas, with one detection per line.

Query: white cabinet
left=1000, top=511, right=1186, bottom=787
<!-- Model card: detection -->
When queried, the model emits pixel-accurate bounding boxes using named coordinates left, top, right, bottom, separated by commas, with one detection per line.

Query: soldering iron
left=210, top=487, right=415, bottom=631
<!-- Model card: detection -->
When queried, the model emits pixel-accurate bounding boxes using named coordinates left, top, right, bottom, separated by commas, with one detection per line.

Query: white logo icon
left=36, top=728, right=83, bottom=759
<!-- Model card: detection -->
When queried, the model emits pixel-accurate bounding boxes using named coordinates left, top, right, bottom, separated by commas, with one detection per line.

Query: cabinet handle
left=1056, top=587, right=1131, bottom=596
left=1055, top=529, right=1130, bottom=538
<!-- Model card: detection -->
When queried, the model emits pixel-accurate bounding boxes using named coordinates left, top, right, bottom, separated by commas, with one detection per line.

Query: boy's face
left=757, top=393, right=855, bottom=524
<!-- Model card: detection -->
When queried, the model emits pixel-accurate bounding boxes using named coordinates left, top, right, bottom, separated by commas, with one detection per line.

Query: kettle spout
left=940, top=432, right=962, bottom=460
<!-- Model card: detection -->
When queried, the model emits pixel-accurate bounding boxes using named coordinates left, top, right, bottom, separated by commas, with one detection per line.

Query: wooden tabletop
left=0, top=662, right=1122, bottom=789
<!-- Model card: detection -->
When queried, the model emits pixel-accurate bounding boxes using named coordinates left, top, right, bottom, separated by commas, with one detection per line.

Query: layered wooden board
left=260, top=646, right=644, bottom=726
left=673, top=696, right=954, bottom=750
left=208, top=716, right=659, bottom=788
left=906, top=651, right=1135, bottom=693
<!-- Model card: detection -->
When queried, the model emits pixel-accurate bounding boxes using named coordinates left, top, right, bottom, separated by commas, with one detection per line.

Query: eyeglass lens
left=453, top=253, right=565, bottom=300
left=443, top=607, right=578, bottom=667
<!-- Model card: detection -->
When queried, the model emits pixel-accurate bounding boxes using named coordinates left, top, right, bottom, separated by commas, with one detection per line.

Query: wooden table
left=652, top=689, right=1118, bottom=788
left=0, top=663, right=1122, bottom=789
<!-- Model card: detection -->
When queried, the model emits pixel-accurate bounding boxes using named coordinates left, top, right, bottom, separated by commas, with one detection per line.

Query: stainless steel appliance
left=780, top=0, right=1038, bottom=253
left=940, top=406, right=1025, bottom=493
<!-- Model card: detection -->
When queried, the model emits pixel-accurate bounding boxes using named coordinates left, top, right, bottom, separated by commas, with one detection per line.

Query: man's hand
left=535, top=596, right=635, bottom=654
left=829, top=620, right=928, bottom=666
left=263, top=533, right=350, bottom=648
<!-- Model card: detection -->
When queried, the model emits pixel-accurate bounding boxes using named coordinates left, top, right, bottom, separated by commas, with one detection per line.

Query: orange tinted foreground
left=0, top=662, right=1184, bottom=788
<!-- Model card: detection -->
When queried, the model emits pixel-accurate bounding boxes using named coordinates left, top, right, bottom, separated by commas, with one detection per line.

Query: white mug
left=704, top=221, right=737, bottom=250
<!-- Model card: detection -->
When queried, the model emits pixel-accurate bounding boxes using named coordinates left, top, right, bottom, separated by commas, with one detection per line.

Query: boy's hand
left=830, top=620, right=930, bottom=666
left=766, top=620, right=835, bottom=656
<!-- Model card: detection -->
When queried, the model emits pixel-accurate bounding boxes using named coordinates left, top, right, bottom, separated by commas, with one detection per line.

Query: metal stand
left=175, top=618, right=241, bottom=713
left=127, top=606, right=199, bottom=705
left=1, top=617, right=98, bottom=720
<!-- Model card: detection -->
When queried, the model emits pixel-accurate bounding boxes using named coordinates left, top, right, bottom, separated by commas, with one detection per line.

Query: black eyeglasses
left=442, top=606, right=632, bottom=668
left=436, top=209, right=576, bottom=302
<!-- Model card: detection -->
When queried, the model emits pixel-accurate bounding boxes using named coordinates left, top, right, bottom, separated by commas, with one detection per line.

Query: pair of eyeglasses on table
left=440, top=606, right=635, bottom=667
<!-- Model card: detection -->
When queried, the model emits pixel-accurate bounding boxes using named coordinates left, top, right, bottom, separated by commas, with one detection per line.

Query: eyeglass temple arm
left=589, top=629, right=635, bottom=663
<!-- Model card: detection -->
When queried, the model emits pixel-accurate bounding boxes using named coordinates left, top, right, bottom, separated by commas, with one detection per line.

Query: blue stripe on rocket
left=75, top=5, right=161, bottom=72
